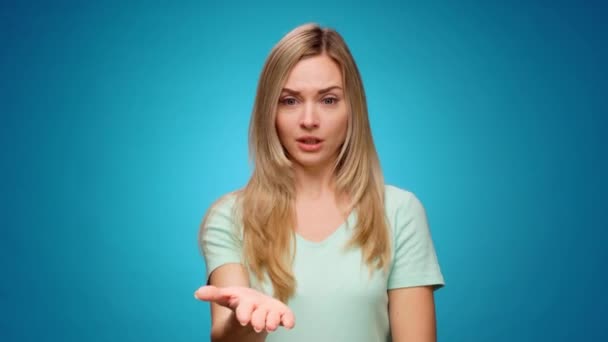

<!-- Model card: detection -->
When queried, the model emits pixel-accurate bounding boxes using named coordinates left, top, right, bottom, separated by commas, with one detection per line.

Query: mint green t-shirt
left=200, top=184, right=445, bottom=341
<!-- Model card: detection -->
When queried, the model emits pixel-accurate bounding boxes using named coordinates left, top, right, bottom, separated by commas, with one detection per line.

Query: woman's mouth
left=296, top=137, right=323, bottom=152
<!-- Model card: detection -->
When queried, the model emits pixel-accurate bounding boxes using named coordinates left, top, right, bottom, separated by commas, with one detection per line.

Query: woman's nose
left=300, top=103, right=319, bottom=129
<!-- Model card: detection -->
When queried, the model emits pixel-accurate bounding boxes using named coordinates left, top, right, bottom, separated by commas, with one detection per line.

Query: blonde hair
left=203, top=23, right=390, bottom=303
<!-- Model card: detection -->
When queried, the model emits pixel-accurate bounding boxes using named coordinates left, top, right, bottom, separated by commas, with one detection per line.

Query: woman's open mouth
left=296, top=137, right=323, bottom=152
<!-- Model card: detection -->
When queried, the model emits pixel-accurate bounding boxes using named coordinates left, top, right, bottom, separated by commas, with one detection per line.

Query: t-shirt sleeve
left=199, top=196, right=243, bottom=283
left=387, top=192, right=445, bottom=291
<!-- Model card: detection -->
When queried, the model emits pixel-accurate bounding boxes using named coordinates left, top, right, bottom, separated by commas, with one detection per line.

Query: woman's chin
left=291, top=155, right=334, bottom=170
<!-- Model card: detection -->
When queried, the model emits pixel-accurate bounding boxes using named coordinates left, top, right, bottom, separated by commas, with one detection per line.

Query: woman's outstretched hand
left=194, top=285, right=296, bottom=333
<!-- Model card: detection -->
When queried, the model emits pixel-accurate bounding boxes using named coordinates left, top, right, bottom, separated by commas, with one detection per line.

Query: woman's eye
left=280, top=98, right=297, bottom=105
left=323, top=97, right=338, bottom=105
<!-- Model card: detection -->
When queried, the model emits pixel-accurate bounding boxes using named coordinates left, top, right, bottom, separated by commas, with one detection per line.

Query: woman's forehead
left=282, top=55, right=343, bottom=93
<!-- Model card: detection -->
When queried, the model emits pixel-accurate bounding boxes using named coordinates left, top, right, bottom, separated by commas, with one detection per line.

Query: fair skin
left=275, top=53, right=350, bottom=241
left=195, top=54, right=438, bottom=341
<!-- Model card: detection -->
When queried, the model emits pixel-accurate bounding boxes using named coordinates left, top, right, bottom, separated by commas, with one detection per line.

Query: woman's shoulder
left=383, top=184, right=420, bottom=209
left=201, top=189, right=243, bottom=226
left=210, top=190, right=241, bottom=210
left=382, top=184, right=428, bottom=226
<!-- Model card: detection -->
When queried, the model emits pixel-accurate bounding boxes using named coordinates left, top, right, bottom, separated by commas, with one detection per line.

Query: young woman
left=194, top=23, right=445, bottom=342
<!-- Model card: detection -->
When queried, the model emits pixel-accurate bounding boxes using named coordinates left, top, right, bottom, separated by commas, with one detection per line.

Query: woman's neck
left=292, top=163, right=352, bottom=216
left=293, top=163, right=335, bottom=200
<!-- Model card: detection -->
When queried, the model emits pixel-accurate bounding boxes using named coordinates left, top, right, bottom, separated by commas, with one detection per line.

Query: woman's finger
left=265, top=310, right=281, bottom=332
left=194, top=285, right=225, bottom=302
left=235, top=299, right=256, bottom=327
left=194, top=285, right=242, bottom=308
left=250, top=305, right=269, bottom=333
left=280, top=309, right=296, bottom=329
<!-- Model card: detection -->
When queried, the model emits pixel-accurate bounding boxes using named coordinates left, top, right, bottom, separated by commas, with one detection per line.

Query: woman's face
left=276, top=54, right=349, bottom=171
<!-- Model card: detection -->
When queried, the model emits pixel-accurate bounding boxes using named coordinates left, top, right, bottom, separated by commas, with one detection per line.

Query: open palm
left=194, top=285, right=296, bottom=333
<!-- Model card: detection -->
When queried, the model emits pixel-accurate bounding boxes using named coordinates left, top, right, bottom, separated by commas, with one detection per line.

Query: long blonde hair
left=205, top=23, right=390, bottom=303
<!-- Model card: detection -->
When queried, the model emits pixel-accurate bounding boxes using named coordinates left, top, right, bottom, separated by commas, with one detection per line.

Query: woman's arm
left=388, top=286, right=438, bottom=342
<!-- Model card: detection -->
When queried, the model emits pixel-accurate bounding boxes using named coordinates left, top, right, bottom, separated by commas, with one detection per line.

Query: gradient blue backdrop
left=2, top=1, right=607, bottom=341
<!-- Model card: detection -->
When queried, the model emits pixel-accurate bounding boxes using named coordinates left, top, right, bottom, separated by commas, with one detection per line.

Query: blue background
left=2, top=1, right=607, bottom=341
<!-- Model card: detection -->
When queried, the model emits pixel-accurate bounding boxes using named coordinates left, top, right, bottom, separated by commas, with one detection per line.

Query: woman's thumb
left=194, top=285, right=220, bottom=301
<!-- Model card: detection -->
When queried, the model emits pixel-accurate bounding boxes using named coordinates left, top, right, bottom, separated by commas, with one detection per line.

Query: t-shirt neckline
left=294, top=210, right=358, bottom=248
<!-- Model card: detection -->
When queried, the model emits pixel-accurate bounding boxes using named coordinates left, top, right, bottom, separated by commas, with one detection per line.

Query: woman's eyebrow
left=281, top=85, right=343, bottom=95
